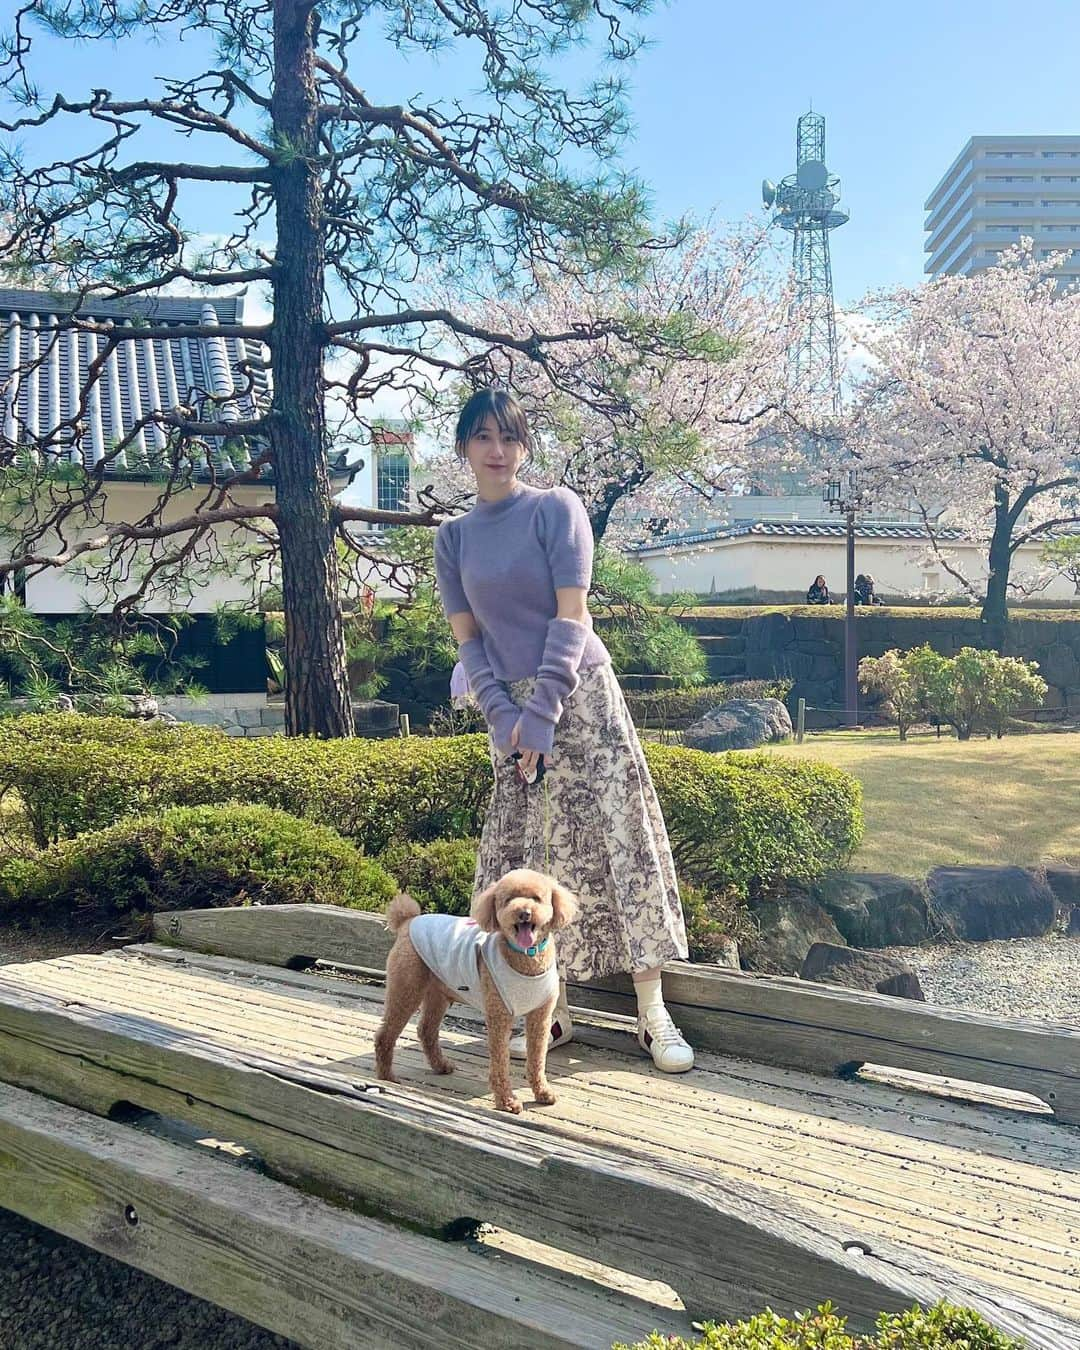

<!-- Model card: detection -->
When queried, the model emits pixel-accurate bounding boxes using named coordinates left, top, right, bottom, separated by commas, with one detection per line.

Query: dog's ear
left=471, top=882, right=500, bottom=932
left=549, top=883, right=579, bottom=931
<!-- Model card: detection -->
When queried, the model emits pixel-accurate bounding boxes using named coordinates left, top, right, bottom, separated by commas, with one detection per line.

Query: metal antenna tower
left=763, top=111, right=848, bottom=415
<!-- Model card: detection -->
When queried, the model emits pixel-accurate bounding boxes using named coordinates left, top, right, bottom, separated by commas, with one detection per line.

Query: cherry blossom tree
left=418, top=225, right=800, bottom=542
left=837, top=242, right=1080, bottom=649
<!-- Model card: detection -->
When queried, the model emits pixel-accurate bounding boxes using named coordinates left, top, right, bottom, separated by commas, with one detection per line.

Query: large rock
left=744, top=896, right=844, bottom=974
left=683, top=698, right=792, bottom=752
left=927, top=865, right=1057, bottom=941
left=1044, top=865, right=1080, bottom=918
left=811, top=872, right=929, bottom=948
left=800, top=942, right=925, bottom=1000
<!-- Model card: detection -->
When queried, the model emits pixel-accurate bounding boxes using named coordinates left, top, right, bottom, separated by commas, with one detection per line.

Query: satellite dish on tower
left=762, top=178, right=777, bottom=208
left=796, top=159, right=828, bottom=190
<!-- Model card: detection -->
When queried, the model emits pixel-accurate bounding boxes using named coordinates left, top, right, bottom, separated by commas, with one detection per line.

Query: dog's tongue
left=516, top=922, right=537, bottom=949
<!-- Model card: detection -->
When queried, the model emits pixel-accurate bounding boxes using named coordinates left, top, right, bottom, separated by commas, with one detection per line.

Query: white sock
left=634, top=976, right=664, bottom=1019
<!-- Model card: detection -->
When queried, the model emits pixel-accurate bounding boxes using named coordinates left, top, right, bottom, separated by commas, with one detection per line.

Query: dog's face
left=470, top=868, right=578, bottom=950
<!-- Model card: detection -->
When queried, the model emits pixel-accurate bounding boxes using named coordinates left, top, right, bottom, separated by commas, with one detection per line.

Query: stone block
left=223, top=724, right=246, bottom=737
left=1044, top=865, right=1080, bottom=915
left=235, top=708, right=264, bottom=727
left=683, top=698, right=792, bottom=752
left=811, top=872, right=929, bottom=948
left=1041, top=643, right=1079, bottom=688
left=244, top=725, right=280, bottom=737
left=172, top=709, right=222, bottom=726
left=261, top=706, right=287, bottom=726
left=927, top=865, right=1057, bottom=941
left=744, top=896, right=845, bottom=975
left=745, top=611, right=794, bottom=652
left=800, top=942, right=924, bottom=1000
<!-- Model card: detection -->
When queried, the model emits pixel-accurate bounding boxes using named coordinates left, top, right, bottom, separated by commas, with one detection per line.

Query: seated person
left=853, top=573, right=884, bottom=605
left=806, top=574, right=830, bottom=605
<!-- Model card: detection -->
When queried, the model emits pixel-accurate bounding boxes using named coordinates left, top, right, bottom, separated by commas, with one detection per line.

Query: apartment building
left=925, top=135, right=1080, bottom=283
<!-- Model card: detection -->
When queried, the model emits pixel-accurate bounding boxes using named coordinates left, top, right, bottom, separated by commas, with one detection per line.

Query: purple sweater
left=435, top=482, right=610, bottom=697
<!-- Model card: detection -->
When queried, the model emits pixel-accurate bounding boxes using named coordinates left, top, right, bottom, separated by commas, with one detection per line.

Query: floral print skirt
left=474, top=661, right=688, bottom=981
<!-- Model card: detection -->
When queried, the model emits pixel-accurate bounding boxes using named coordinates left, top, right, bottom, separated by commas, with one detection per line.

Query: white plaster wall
left=633, top=535, right=1079, bottom=601
left=18, top=483, right=273, bottom=613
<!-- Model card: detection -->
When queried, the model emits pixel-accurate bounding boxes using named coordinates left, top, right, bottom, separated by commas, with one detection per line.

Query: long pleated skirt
left=473, top=661, right=688, bottom=981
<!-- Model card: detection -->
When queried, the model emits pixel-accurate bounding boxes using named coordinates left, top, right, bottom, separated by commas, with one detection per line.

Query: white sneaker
left=637, top=1006, right=695, bottom=1073
left=509, top=1009, right=574, bottom=1059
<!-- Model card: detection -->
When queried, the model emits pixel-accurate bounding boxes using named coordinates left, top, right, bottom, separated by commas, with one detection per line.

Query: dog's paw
left=496, top=1094, right=523, bottom=1114
left=533, top=1086, right=556, bottom=1106
left=432, top=1059, right=454, bottom=1075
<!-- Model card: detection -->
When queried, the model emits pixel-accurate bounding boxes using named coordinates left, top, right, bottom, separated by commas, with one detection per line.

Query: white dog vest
left=408, top=914, right=558, bottom=1017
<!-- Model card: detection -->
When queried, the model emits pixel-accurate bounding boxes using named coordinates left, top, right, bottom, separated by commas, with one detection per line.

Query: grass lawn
left=751, top=731, right=1080, bottom=877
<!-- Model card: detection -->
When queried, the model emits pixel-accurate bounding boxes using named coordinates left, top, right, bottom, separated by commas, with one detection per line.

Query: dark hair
left=454, top=388, right=533, bottom=462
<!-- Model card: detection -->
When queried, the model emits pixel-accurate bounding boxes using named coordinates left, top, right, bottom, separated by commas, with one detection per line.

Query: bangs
left=455, top=388, right=532, bottom=454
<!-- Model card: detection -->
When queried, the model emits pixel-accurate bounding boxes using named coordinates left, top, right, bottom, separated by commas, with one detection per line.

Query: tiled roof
left=630, top=518, right=968, bottom=552
left=0, top=287, right=270, bottom=476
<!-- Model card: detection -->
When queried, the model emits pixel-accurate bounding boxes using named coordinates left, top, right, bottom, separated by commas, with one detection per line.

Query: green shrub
left=379, top=838, right=479, bottom=915
left=0, top=713, right=220, bottom=848
left=0, top=717, right=862, bottom=901
left=859, top=646, right=1047, bottom=741
left=603, top=614, right=708, bottom=688
left=624, top=681, right=794, bottom=729
left=642, top=744, right=863, bottom=898
left=614, top=1301, right=1024, bottom=1349
left=10, top=804, right=397, bottom=927
left=679, top=880, right=755, bottom=964
left=0, top=715, right=492, bottom=850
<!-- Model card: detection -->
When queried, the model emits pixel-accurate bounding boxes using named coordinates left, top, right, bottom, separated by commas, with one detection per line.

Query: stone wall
left=737, top=610, right=1080, bottom=724
left=158, top=694, right=400, bottom=737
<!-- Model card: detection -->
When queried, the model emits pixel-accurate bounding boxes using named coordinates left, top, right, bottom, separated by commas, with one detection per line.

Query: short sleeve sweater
left=434, top=482, right=610, bottom=682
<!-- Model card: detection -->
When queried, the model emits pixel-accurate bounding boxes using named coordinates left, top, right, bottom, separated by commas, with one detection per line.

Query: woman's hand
left=510, top=720, right=548, bottom=778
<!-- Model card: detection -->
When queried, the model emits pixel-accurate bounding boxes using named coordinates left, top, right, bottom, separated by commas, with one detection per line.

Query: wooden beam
left=152, top=905, right=1080, bottom=1125
left=0, top=971, right=1076, bottom=1347
left=0, top=1081, right=685, bottom=1350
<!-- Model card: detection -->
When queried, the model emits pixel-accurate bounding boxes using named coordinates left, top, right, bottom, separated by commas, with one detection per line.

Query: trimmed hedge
left=644, top=743, right=862, bottom=896
left=379, top=838, right=479, bottom=915
left=0, top=715, right=862, bottom=899
left=7, top=804, right=397, bottom=926
left=615, top=1301, right=1023, bottom=1349
left=0, top=714, right=492, bottom=852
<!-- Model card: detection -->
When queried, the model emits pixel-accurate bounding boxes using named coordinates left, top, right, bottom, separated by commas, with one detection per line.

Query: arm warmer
left=457, top=637, right=519, bottom=755
left=514, top=618, right=591, bottom=757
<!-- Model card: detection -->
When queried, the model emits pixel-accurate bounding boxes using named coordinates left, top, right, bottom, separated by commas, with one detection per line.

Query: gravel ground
left=872, top=930, right=1080, bottom=1023
left=1, top=922, right=1077, bottom=1347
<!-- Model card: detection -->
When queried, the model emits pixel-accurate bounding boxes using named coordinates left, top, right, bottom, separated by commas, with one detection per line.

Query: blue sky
left=7, top=0, right=1080, bottom=307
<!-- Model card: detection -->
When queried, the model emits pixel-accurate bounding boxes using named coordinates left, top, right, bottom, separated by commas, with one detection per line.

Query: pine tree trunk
left=979, top=486, right=1013, bottom=655
left=270, top=0, right=353, bottom=737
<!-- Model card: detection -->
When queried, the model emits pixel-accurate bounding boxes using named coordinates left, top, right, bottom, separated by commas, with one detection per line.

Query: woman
left=806, top=574, right=830, bottom=605
left=434, top=388, right=694, bottom=1073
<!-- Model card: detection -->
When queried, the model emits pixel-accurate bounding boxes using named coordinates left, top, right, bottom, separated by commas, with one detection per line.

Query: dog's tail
left=385, top=892, right=422, bottom=933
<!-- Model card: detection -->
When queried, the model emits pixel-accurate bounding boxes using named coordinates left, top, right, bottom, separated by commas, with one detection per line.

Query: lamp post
left=823, top=468, right=868, bottom=728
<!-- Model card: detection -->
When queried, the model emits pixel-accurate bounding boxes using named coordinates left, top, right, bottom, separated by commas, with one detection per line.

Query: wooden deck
left=1, top=911, right=1078, bottom=1349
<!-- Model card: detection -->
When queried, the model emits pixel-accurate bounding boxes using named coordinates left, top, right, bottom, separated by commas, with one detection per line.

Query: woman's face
left=462, top=414, right=526, bottom=498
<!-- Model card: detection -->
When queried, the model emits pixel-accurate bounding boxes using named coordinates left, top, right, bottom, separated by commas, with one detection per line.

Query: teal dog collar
left=506, top=934, right=550, bottom=957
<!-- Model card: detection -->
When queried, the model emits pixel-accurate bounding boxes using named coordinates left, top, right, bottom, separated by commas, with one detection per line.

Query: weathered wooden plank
left=151, top=905, right=1080, bottom=1124
left=0, top=970, right=1076, bottom=1347
left=0, top=1081, right=687, bottom=1350
left=121, top=944, right=1080, bottom=1181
